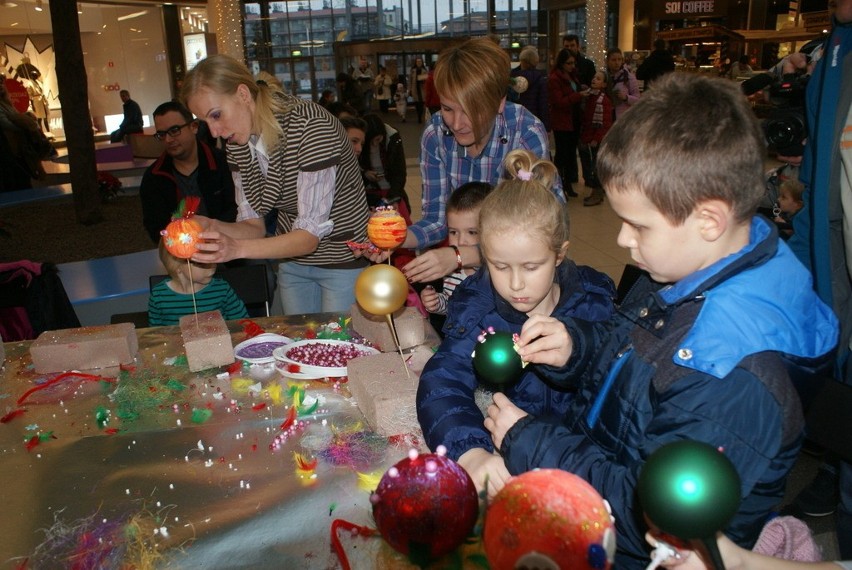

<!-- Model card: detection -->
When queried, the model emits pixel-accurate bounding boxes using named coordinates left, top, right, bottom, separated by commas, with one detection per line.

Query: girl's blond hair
left=180, top=54, right=287, bottom=151
left=479, top=149, right=570, bottom=255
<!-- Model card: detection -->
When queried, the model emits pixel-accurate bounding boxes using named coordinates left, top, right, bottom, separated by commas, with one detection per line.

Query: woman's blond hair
left=180, top=54, right=287, bottom=151
left=434, top=38, right=511, bottom=143
left=479, top=149, right=569, bottom=256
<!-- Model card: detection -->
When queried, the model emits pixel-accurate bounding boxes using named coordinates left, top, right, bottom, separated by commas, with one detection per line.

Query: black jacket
left=636, top=49, right=676, bottom=86
left=140, top=140, right=237, bottom=243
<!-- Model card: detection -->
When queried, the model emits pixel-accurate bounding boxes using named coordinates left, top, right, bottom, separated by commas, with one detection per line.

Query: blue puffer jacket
left=501, top=217, right=839, bottom=569
left=417, top=260, right=615, bottom=461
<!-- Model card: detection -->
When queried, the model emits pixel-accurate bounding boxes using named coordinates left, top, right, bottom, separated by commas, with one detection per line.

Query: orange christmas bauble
left=162, top=218, right=203, bottom=259
left=367, top=208, right=407, bottom=250
left=483, top=469, right=616, bottom=570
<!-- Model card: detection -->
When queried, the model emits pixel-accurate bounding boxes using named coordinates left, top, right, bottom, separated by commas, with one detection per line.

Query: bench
left=58, top=248, right=165, bottom=326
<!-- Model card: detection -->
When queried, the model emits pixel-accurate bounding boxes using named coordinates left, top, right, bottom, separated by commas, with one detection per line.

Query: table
left=0, top=315, right=449, bottom=569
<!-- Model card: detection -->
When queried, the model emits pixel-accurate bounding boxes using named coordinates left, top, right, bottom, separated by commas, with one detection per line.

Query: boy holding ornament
left=148, top=240, right=248, bottom=326
left=416, top=149, right=615, bottom=499
left=483, top=74, right=838, bottom=568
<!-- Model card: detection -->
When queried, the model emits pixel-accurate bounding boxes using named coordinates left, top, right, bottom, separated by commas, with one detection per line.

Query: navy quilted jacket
left=416, top=260, right=615, bottom=461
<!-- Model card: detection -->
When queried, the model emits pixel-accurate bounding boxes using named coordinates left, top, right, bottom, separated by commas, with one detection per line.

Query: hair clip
left=517, top=169, right=532, bottom=181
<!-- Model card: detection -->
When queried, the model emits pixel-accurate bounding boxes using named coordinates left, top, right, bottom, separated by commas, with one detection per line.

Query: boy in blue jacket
left=484, top=73, right=839, bottom=569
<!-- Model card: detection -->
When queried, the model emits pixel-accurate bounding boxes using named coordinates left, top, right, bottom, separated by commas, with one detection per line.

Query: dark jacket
left=636, top=49, right=676, bottom=87
left=510, top=67, right=551, bottom=131
left=417, top=260, right=615, bottom=461
left=501, top=218, right=839, bottom=569
left=548, top=69, right=584, bottom=132
left=120, top=98, right=143, bottom=132
left=359, top=124, right=410, bottom=212
left=575, top=52, right=597, bottom=87
left=140, top=140, right=237, bottom=243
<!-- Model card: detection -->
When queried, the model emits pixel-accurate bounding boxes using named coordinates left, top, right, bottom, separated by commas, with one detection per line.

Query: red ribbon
left=330, top=519, right=377, bottom=570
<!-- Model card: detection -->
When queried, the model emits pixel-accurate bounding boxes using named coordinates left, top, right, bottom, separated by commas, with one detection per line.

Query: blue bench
left=58, top=249, right=164, bottom=326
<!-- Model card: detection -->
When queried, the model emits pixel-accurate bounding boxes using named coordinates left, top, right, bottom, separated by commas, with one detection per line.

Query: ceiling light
left=34, top=0, right=43, bottom=11
left=117, top=10, right=147, bottom=21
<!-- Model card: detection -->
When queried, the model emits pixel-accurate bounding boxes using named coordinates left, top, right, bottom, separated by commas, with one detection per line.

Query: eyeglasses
left=154, top=122, right=193, bottom=140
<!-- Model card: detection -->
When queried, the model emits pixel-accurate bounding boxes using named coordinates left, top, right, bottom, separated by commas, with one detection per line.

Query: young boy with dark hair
left=484, top=73, right=839, bottom=569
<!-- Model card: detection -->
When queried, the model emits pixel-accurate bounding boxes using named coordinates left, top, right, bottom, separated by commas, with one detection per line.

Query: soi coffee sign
left=658, top=0, right=725, bottom=18
left=5, top=78, right=30, bottom=113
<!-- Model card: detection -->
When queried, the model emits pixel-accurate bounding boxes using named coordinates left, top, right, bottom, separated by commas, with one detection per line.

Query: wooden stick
left=187, top=259, right=199, bottom=329
left=385, top=313, right=411, bottom=379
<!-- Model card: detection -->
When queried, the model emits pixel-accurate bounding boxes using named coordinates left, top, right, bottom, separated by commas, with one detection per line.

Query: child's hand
left=484, top=392, right=528, bottom=450
left=420, top=285, right=439, bottom=312
left=515, top=314, right=573, bottom=367
left=457, top=448, right=512, bottom=498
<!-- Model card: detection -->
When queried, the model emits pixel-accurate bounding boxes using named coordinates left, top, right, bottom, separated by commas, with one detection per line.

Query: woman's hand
left=457, top=448, right=512, bottom=498
left=403, top=248, right=456, bottom=283
left=364, top=170, right=379, bottom=183
left=515, top=314, right=573, bottom=367
left=484, top=392, right=528, bottom=450
left=191, top=230, right=242, bottom=264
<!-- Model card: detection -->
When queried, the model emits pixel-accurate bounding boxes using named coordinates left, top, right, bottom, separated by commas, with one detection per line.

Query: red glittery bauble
left=367, top=208, right=407, bottom=249
left=483, top=469, right=616, bottom=570
left=371, top=450, right=478, bottom=563
left=162, top=218, right=202, bottom=259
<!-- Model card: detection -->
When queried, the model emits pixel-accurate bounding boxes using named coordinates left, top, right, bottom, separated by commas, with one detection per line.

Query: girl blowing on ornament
left=420, top=182, right=493, bottom=316
left=148, top=240, right=249, bottom=326
left=416, top=149, right=615, bottom=498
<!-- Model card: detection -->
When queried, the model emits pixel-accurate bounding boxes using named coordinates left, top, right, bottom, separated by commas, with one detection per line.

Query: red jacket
left=579, top=91, right=613, bottom=145
left=547, top=69, right=584, bottom=132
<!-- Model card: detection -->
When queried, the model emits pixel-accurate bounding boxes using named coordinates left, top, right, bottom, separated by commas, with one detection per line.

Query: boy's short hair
left=448, top=182, right=493, bottom=213
left=597, top=73, right=765, bottom=225
left=339, top=116, right=367, bottom=134
left=152, top=100, right=194, bottom=123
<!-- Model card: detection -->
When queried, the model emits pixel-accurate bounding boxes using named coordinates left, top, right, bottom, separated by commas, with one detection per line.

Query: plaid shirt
left=411, top=102, right=563, bottom=247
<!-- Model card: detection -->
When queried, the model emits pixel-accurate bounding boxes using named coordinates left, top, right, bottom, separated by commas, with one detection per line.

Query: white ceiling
left=0, top=0, right=207, bottom=37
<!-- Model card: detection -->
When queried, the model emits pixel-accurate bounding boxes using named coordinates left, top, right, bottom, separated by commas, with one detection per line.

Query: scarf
left=590, top=89, right=605, bottom=128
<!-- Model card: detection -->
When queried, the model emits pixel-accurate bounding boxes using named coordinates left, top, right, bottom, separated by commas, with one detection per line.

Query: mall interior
left=0, top=0, right=830, bottom=140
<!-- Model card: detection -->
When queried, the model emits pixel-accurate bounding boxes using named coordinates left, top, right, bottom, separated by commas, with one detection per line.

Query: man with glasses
left=139, top=101, right=237, bottom=243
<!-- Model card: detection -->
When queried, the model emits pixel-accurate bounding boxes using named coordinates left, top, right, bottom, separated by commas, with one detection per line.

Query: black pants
left=578, top=143, right=601, bottom=189
left=553, top=130, right=579, bottom=185
left=378, top=99, right=390, bottom=113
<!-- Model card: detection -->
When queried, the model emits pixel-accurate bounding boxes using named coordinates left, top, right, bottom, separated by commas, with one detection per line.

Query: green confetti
left=95, top=406, right=110, bottom=428
left=299, top=399, right=319, bottom=415
left=191, top=408, right=212, bottom=424
left=173, top=355, right=188, bottom=366
left=165, top=379, right=186, bottom=391
left=328, top=502, right=337, bottom=516
left=38, top=431, right=55, bottom=442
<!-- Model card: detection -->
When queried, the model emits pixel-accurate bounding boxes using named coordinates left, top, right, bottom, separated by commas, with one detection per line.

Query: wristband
left=450, top=245, right=463, bottom=272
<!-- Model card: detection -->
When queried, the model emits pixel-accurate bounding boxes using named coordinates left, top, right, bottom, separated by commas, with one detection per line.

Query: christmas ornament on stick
left=354, top=264, right=410, bottom=378
left=367, top=206, right=407, bottom=264
left=638, top=440, right=741, bottom=570
left=161, top=196, right=203, bottom=259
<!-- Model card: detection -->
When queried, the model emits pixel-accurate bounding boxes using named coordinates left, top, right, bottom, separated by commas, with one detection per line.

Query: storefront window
left=0, top=1, right=177, bottom=138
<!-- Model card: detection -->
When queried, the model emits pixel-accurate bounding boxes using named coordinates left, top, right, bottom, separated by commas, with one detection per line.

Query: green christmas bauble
left=473, top=331, right=524, bottom=388
left=638, top=440, right=741, bottom=540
